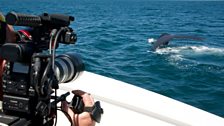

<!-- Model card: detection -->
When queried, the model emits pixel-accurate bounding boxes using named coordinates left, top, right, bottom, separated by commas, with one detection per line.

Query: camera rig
left=0, top=11, right=85, bottom=126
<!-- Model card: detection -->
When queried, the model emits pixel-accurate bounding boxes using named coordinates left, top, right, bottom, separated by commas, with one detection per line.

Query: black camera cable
left=49, top=28, right=71, bottom=126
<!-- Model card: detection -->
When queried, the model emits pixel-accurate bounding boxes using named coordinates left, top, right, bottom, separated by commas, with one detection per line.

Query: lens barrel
left=55, top=53, right=84, bottom=83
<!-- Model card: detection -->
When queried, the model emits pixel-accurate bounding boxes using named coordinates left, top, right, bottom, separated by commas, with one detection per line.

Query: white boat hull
left=57, top=71, right=224, bottom=126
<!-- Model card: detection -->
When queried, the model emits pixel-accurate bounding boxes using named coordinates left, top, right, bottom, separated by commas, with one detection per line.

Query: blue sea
left=1, top=0, right=224, bottom=117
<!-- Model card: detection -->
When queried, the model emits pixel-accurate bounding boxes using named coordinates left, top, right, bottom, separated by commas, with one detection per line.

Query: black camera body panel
left=2, top=62, right=30, bottom=96
left=0, top=11, right=84, bottom=126
left=2, top=59, right=44, bottom=116
left=3, top=95, right=31, bottom=114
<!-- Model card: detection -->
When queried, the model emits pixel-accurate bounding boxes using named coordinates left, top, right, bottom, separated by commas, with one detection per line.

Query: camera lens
left=54, top=53, right=84, bottom=83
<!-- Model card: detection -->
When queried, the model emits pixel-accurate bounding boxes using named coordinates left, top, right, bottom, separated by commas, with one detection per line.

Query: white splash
left=152, top=45, right=224, bottom=67
left=189, top=46, right=224, bottom=54
left=147, top=38, right=156, bottom=44
left=155, top=47, right=181, bottom=54
left=154, top=45, right=224, bottom=55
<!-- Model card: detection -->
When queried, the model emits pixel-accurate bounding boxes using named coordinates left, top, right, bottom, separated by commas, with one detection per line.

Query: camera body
left=2, top=53, right=51, bottom=117
left=0, top=12, right=84, bottom=126
left=2, top=61, right=35, bottom=114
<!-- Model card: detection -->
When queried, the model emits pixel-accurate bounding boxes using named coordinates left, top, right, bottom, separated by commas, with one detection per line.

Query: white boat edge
left=57, top=71, right=224, bottom=126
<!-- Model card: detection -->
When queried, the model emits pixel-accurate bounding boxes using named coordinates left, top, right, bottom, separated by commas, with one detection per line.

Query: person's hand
left=61, top=90, right=96, bottom=126
left=5, top=24, right=16, bottom=43
left=0, top=12, right=16, bottom=43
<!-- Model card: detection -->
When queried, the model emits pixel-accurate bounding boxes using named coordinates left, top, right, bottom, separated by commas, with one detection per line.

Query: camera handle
left=69, top=95, right=104, bottom=123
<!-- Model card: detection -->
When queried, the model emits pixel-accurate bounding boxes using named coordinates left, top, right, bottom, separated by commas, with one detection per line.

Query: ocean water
left=1, top=0, right=224, bottom=117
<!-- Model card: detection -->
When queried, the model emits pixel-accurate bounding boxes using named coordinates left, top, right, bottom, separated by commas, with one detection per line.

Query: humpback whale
left=151, top=33, right=203, bottom=51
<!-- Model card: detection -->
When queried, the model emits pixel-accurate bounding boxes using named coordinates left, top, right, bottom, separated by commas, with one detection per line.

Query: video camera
left=0, top=11, right=84, bottom=126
